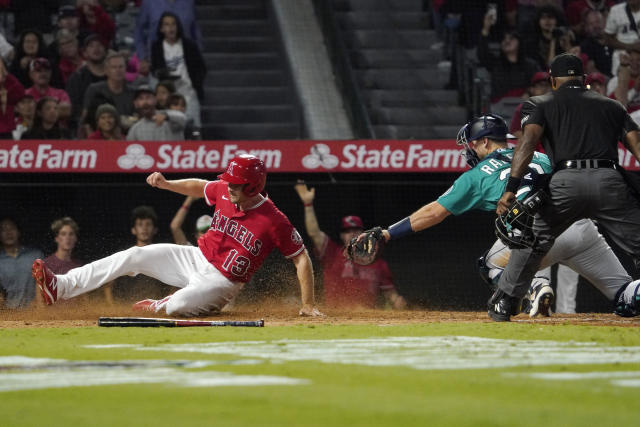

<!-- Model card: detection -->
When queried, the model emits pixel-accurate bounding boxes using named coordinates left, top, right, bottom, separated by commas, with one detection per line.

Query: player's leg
left=480, top=240, right=553, bottom=317
left=54, top=244, right=200, bottom=300
left=555, top=265, right=579, bottom=314
left=542, top=219, right=632, bottom=302
left=590, top=168, right=640, bottom=270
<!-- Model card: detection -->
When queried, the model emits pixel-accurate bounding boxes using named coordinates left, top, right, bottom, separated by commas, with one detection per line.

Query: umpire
left=490, top=53, right=640, bottom=321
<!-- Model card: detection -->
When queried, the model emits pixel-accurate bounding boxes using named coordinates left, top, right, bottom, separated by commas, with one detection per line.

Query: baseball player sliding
left=32, top=154, right=323, bottom=317
left=348, top=115, right=635, bottom=317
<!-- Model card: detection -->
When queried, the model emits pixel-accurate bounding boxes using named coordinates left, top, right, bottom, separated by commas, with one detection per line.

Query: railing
left=311, top=0, right=375, bottom=139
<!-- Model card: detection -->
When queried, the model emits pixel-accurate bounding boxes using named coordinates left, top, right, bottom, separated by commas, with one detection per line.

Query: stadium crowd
left=0, top=0, right=206, bottom=142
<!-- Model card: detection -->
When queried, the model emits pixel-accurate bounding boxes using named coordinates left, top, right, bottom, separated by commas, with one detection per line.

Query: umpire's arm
left=146, top=172, right=207, bottom=198
left=624, top=130, right=640, bottom=163
left=496, top=123, right=543, bottom=215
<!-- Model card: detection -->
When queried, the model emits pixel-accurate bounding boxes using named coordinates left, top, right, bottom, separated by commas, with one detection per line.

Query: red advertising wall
left=1, top=139, right=639, bottom=172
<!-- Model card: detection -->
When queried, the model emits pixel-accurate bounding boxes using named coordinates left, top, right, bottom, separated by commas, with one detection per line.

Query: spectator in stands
left=44, top=217, right=82, bottom=275
left=66, top=34, right=107, bottom=130
left=0, top=59, right=25, bottom=139
left=294, top=182, right=407, bottom=310
left=25, top=58, right=72, bottom=121
left=586, top=71, right=607, bottom=95
left=81, top=51, right=135, bottom=135
left=48, top=6, right=86, bottom=73
left=155, top=80, right=175, bottom=110
left=509, top=71, right=551, bottom=138
left=520, top=5, right=567, bottom=69
left=21, top=97, right=72, bottom=140
left=477, top=25, right=539, bottom=103
left=88, top=103, right=122, bottom=140
left=580, top=10, right=613, bottom=77
left=10, top=29, right=49, bottom=88
left=151, top=12, right=205, bottom=129
left=168, top=92, right=198, bottom=139
left=566, top=0, right=614, bottom=36
left=12, top=94, right=35, bottom=140
left=77, top=0, right=116, bottom=49
left=135, top=0, right=202, bottom=75
left=0, top=33, right=14, bottom=64
left=0, top=217, right=43, bottom=308
left=110, top=205, right=173, bottom=303
left=56, top=29, right=84, bottom=86
left=604, top=0, right=640, bottom=77
left=127, top=84, right=186, bottom=141
left=169, top=195, right=210, bottom=245
left=607, top=48, right=640, bottom=123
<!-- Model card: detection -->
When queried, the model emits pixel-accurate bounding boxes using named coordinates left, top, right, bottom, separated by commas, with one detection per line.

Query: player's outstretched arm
left=382, top=201, right=451, bottom=242
left=292, top=249, right=324, bottom=317
left=146, top=172, right=208, bottom=198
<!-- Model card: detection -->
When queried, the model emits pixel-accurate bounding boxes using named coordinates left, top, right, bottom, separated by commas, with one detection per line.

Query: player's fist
left=294, top=180, right=315, bottom=205
left=299, top=304, right=324, bottom=317
left=496, top=191, right=516, bottom=215
left=146, top=172, right=167, bottom=189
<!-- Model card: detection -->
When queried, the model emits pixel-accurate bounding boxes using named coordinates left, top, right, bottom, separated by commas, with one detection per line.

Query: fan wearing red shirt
left=294, top=182, right=407, bottom=309
left=31, top=154, right=323, bottom=318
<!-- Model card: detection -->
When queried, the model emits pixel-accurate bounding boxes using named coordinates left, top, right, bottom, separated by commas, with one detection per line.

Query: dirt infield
left=1, top=301, right=639, bottom=328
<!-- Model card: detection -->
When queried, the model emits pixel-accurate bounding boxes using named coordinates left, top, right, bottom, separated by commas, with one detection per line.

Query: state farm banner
left=1, top=140, right=639, bottom=172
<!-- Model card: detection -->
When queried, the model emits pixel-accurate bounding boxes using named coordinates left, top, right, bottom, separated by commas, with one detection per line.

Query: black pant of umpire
left=497, top=167, right=640, bottom=299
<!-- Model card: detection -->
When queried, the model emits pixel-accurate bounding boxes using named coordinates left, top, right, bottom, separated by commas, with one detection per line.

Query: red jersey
left=198, top=180, right=305, bottom=283
left=317, top=237, right=395, bottom=308
left=43, top=254, right=82, bottom=274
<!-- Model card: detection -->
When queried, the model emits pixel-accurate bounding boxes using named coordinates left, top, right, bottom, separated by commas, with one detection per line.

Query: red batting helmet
left=218, top=154, right=267, bottom=197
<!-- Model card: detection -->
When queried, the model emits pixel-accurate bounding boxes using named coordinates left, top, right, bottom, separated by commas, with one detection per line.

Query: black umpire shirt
left=520, top=81, right=639, bottom=166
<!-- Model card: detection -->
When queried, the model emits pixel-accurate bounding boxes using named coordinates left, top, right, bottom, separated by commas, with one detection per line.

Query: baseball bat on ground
left=98, top=317, right=265, bottom=327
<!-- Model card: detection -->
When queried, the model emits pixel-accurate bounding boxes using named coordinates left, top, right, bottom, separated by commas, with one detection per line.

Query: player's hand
left=294, top=180, right=315, bottom=205
left=496, top=191, right=516, bottom=215
left=299, top=304, right=324, bottom=317
left=146, top=171, right=167, bottom=189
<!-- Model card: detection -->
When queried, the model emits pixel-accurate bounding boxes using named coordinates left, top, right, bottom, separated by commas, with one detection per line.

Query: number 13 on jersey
left=222, top=249, right=251, bottom=276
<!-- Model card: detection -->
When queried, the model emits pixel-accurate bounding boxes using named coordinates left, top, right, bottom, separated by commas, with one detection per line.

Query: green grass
left=1, top=323, right=639, bottom=426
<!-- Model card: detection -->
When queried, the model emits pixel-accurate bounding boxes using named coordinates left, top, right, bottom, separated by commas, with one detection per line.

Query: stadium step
left=349, top=49, right=442, bottom=69
left=344, top=30, right=439, bottom=49
left=369, top=106, right=467, bottom=126
left=202, top=123, right=302, bottom=140
left=356, top=69, right=449, bottom=90
left=204, top=70, right=286, bottom=87
left=203, top=52, right=281, bottom=70
left=337, top=12, right=429, bottom=30
left=364, top=89, right=460, bottom=108
left=201, top=105, right=298, bottom=123
left=373, top=125, right=460, bottom=140
left=203, top=87, right=292, bottom=105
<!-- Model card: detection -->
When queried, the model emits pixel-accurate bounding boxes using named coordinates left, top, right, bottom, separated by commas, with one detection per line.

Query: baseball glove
left=344, top=226, right=385, bottom=265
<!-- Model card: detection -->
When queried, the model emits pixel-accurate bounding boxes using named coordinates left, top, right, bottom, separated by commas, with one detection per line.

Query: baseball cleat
left=488, top=288, right=521, bottom=322
left=528, top=282, right=554, bottom=318
left=132, top=295, right=171, bottom=313
left=32, top=259, right=58, bottom=305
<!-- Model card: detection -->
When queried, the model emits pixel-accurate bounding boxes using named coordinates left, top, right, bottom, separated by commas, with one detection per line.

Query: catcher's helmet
left=218, top=154, right=267, bottom=196
left=456, top=114, right=513, bottom=167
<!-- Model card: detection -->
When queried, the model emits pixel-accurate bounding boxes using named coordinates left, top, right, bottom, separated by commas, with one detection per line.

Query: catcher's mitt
left=344, top=226, right=385, bottom=265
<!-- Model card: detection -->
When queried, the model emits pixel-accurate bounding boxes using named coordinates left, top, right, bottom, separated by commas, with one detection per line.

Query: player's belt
left=555, top=159, right=618, bottom=170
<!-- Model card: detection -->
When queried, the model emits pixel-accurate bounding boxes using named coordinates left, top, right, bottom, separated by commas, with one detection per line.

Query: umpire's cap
left=550, top=53, right=583, bottom=77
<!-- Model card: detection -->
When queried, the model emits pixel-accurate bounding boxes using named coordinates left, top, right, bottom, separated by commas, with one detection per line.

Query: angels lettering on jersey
left=198, top=180, right=305, bottom=283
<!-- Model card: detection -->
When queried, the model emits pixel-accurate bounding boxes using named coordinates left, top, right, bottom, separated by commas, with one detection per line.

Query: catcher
left=347, top=114, right=635, bottom=319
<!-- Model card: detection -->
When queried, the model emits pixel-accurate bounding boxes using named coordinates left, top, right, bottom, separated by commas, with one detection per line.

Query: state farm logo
left=118, top=144, right=155, bottom=170
left=302, top=144, right=339, bottom=169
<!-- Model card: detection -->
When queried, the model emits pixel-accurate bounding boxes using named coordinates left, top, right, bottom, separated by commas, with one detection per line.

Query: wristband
left=387, top=217, right=413, bottom=240
left=505, top=176, right=522, bottom=193
left=304, top=203, right=313, bottom=207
